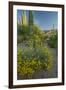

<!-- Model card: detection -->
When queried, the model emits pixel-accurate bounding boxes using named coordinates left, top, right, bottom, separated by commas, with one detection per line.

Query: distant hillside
left=43, top=29, right=57, bottom=32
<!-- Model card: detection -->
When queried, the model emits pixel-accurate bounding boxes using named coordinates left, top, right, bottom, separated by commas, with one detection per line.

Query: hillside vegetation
left=17, top=10, right=58, bottom=79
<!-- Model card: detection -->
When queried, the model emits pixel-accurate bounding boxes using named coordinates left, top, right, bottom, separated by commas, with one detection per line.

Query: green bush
left=17, top=46, right=53, bottom=79
left=48, top=30, right=57, bottom=48
left=17, top=24, right=44, bottom=45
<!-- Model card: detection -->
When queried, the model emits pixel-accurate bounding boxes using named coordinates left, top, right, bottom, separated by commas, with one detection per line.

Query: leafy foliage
left=48, top=30, right=57, bottom=48
left=17, top=46, right=53, bottom=79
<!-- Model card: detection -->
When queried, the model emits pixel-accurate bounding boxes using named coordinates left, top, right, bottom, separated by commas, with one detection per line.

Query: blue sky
left=17, top=10, right=58, bottom=30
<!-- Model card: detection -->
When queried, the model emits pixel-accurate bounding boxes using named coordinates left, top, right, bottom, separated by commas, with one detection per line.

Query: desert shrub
left=17, top=25, right=31, bottom=43
left=48, top=30, right=57, bottom=48
left=17, top=24, right=45, bottom=46
left=17, top=46, right=53, bottom=79
left=17, top=59, right=42, bottom=79
left=17, top=49, right=41, bottom=79
left=35, top=46, right=53, bottom=71
left=17, top=49, right=34, bottom=79
left=17, top=59, right=35, bottom=79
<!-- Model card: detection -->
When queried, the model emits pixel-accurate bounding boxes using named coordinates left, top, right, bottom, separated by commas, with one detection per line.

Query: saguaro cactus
left=29, top=11, right=34, bottom=26
left=22, top=10, right=27, bottom=25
